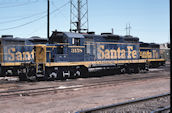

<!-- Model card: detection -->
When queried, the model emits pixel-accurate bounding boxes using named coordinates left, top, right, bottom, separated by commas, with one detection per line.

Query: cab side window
left=56, top=46, right=63, bottom=54
left=72, top=38, right=80, bottom=46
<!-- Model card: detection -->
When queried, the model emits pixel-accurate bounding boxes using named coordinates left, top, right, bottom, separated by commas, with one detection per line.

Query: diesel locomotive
left=0, top=35, right=47, bottom=77
left=139, top=42, right=165, bottom=67
left=0, top=31, right=165, bottom=81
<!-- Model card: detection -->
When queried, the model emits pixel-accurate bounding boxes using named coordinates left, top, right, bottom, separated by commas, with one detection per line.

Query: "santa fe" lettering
left=97, top=45, right=137, bottom=59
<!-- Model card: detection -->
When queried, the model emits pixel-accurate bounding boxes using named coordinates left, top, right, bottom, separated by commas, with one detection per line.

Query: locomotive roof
left=140, top=42, right=160, bottom=48
left=28, top=37, right=47, bottom=42
left=0, top=36, right=47, bottom=45
left=0, top=36, right=47, bottom=41
left=0, top=37, right=26, bottom=42
left=50, top=31, right=85, bottom=38
left=63, top=32, right=85, bottom=38
left=123, top=35, right=139, bottom=41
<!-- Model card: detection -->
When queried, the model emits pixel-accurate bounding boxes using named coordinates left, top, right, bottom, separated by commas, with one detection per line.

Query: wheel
left=80, top=66, right=88, bottom=78
left=19, top=73, right=36, bottom=81
left=134, top=66, right=140, bottom=73
left=19, top=73, right=27, bottom=81
left=73, top=66, right=82, bottom=78
left=70, top=70, right=80, bottom=79
left=26, top=74, right=37, bottom=81
left=126, top=67, right=132, bottom=74
left=69, top=67, right=77, bottom=79
left=46, top=72, right=57, bottom=81
left=19, top=67, right=36, bottom=81
left=120, top=68, right=126, bottom=74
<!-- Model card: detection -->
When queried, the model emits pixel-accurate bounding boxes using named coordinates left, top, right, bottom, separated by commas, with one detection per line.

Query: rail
left=76, top=93, right=170, bottom=113
left=0, top=69, right=169, bottom=98
left=150, top=106, right=170, bottom=113
left=0, top=73, right=169, bottom=98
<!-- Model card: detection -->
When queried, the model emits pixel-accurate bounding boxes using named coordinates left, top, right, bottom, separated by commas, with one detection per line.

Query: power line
left=0, top=11, right=46, bottom=24
left=28, top=1, right=70, bottom=37
left=51, top=0, right=69, bottom=22
left=0, top=0, right=24, bottom=5
left=0, top=15, right=46, bottom=31
left=0, top=1, right=70, bottom=31
left=0, top=1, right=38, bottom=8
left=50, top=1, right=70, bottom=15
left=25, top=19, right=46, bottom=38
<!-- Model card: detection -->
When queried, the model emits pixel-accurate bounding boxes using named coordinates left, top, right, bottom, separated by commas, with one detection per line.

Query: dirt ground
left=0, top=73, right=170, bottom=113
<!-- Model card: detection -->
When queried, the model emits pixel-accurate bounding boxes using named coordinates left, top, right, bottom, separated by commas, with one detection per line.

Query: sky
left=0, top=0, right=169, bottom=43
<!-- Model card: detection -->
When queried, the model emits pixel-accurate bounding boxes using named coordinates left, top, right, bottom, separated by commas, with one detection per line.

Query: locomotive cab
left=49, top=31, right=85, bottom=62
left=67, top=33, right=85, bottom=61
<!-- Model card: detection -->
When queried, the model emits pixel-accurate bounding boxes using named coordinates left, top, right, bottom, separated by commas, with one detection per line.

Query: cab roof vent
left=87, top=32, right=95, bottom=34
left=101, top=33, right=112, bottom=35
left=1, top=35, right=13, bottom=38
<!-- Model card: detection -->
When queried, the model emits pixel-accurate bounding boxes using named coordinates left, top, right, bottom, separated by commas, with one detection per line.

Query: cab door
left=34, top=45, right=46, bottom=76
left=35, top=45, right=46, bottom=63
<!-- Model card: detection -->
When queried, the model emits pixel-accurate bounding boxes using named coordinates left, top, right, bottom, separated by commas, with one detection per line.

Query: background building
left=160, top=43, right=170, bottom=62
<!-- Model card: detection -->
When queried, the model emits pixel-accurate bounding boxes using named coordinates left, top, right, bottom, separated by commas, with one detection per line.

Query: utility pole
left=47, top=0, right=50, bottom=39
left=70, top=0, right=89, bottom=33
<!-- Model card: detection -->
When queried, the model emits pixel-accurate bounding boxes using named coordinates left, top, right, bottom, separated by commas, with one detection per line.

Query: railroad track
left=0, top=70, right=169, bottom=98
left=0, top=64, right=169, bottom=84
left=151, top=105, right=170, bottom=113
left=76, top=93, right=170, bottom=113
left=0, top=64, right=169, bottom=85
left=0, top=72, right=168, bottom=93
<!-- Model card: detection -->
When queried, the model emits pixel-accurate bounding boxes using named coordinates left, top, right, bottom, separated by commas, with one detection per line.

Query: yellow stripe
left=35, top=44, right=46, bottom=46
left=96, top=42, right=139, bottom=45
left=140, top=47, right=154, bottom=49
left=68, top=46, right=85, bottom=48
left=148, top=59, right=165, bottom=62
left=55, top=43, right=69, bottom=45
left=3, top=59, right=165, bottom=67
left=85, top=41, right=139, bottom=45
left=140, top=47, right=151, bottom=49
left=1, top=62, right=22, bottom=66
left=1, top=45, right=35, bottom=47
left=140, top=47, right=159, bottom=50
left=46, top=46, right=56, bottom=48
left=45, top=59, right=147, bottom=67
left=84, top=43, right=95, bottom=45
left=1, top=62, right=37, bottom=66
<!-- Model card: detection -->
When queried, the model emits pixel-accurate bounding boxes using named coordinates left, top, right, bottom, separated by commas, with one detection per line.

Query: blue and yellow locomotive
left=0, top=31, right=165, bottom=81
left=0, top=35, right=47, bottom=77
left=140, top=42, right=165, bottom=67
left=18, top=31, right=148, bottom=80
